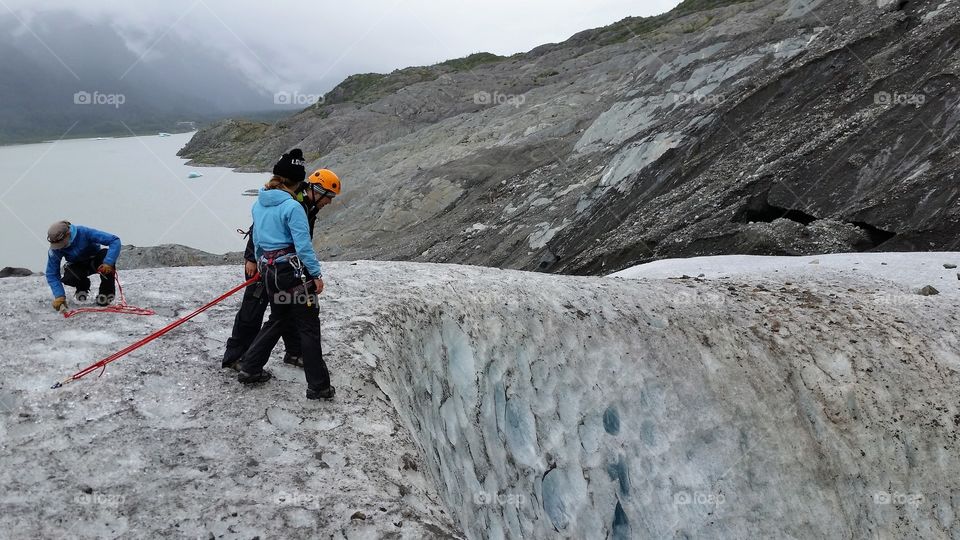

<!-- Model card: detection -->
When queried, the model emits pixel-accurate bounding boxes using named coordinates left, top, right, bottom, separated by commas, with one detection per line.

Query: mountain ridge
left=178, top=0, right=960, bottom=275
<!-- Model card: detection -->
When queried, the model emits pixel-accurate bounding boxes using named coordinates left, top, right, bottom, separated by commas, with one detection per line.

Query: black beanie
left=272, top=149, right=306, bottom=183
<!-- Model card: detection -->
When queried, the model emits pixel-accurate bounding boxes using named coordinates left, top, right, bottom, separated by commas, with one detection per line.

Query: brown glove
left=52, top=297, right=67, bottom=312
left=97, top=264, right=115, bottom=276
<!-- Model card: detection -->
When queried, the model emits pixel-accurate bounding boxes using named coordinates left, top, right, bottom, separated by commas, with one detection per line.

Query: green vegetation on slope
left=592, top=0, right=755, bottom=45
left=313, top=0, right=753, bottom=107
left=674, top=0, right=755, bottom=15
left=437, top=52, right=506, bottom=72
left=321, top=68, right=436, bottom=106
left=318, top=52, right=507, bottom=108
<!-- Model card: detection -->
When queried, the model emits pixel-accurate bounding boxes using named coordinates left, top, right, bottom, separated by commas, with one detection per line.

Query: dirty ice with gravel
left=1, top=254, right=959, bottom=539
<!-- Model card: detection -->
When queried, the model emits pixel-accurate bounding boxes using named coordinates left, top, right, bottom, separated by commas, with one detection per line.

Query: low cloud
left=1, top=0, right=680, bottom=94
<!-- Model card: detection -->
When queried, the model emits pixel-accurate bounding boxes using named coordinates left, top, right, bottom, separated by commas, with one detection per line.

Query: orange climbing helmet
left=306, top=168, right=341, bottom=197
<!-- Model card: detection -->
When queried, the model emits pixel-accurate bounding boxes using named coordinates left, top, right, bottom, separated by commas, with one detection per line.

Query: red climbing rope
left=61, top=272, right=156, bottom=318
left=52, top=274, right=259, bottom=389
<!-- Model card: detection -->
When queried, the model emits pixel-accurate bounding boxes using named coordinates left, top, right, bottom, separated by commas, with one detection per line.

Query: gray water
left=0, top=133, right=265, bottom=271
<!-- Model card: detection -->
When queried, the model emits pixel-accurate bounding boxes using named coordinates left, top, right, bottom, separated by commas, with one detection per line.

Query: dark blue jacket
left=45, top=224, right=121, bottom=298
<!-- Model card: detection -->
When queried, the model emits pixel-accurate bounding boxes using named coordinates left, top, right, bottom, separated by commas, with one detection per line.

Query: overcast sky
left=3, top=0, right=682, bottom=94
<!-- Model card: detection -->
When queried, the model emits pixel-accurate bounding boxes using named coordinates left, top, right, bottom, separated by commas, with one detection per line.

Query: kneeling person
left=45, top=221, right=121, bottom=311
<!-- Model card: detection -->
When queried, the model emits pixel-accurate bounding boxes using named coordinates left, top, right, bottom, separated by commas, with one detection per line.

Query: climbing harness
left=51, top=274, right=259, bottom=389
left=289, top=255, right=315, bottom=308
left=60, top=272, right=155, bottom=318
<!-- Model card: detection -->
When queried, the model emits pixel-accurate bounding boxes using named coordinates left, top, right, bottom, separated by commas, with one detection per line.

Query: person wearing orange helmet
left=304, top=168, right=341, bottom=203
left=221, top=156, right=341, bottom=374
left=237, top=162, right=342, bottom=400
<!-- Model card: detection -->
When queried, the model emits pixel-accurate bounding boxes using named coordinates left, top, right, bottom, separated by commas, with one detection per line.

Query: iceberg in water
left=187, top=172, right=203, bottom=179
left=158, top=132, right=171, bottom=137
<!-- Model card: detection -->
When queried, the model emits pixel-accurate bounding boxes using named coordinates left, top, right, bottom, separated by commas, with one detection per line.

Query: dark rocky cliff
left=179, top=0, right=960, bottom=274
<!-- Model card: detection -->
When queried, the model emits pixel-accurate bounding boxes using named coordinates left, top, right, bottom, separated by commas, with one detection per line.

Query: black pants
left=61, top=248, right=115, bottom=297
left=238, top=292, right=330, bottom=390
left=222, top=279, right=300, bottom=367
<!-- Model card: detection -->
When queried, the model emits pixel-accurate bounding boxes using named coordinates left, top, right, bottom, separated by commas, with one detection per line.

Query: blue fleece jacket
left=251, top=188, right=323, bottom=278
left=45, top=224, right=121, bottom=298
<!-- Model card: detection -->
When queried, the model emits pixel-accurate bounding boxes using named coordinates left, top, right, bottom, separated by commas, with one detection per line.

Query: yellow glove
left=52, top=297, right=67, bottom=312
left=97, top=264, right=115, bottom=276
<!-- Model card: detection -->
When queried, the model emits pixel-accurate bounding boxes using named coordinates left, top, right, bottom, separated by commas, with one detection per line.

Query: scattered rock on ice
left=918, top=285, right=940, bottom=296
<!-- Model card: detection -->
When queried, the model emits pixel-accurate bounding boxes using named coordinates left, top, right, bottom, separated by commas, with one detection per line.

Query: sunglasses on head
left=310, top=185, right=335, bottom=199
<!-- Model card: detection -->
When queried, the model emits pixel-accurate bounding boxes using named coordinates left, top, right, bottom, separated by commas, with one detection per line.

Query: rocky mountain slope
left=118, top=244, right=243, bottom=270
left=179, top=0, right=960, bottom=275
left=2, top=255, right=959, bottom=538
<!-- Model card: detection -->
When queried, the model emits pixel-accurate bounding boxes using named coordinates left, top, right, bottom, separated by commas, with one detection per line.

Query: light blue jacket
left=252, top=188, right=323, bottom=277
left=45, top=224, right=121, bottom=298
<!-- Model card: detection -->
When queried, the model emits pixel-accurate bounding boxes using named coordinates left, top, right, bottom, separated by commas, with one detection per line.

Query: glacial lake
left=0, top=132, right=265, bottom=271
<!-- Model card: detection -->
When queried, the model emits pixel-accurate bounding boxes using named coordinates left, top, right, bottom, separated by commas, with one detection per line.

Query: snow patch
left=613, top=252, right=960, bottom=297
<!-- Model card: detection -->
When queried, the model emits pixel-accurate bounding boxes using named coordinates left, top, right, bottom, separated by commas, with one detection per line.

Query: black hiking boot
left=282, top=353, right=304, bottom=368
left=238, top=370, right=272, bottom=384
left=95, top=293, right=115, bottom=307
left=306, top=385, right=335, bottom=400
left=221, top=360, right=241, bottom=371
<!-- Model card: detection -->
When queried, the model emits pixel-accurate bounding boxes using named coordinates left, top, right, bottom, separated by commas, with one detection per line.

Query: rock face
left=178, top=120, right=271, bottom=171
left=179, top=0, right=960, bottom=277
left=3, top=245, right=241, bottom=275
left=119, top=244, right=243, bottom=270
left=0, top=267, right=34, bottom=278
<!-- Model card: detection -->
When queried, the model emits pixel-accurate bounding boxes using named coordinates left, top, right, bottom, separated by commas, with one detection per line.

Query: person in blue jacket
left=45, top=221, right=121, bottom=311
left=236, top=150, right=334, bottom=400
